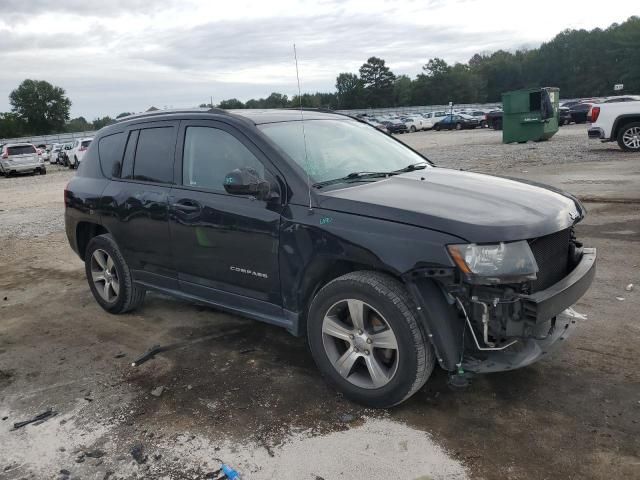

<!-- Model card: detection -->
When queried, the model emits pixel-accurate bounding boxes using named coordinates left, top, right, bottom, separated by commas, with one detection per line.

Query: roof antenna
left=293, top=43, right=313, bottom=213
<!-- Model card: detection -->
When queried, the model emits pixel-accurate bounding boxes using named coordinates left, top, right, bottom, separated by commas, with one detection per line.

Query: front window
left=259, top=119, right=429, bottom=184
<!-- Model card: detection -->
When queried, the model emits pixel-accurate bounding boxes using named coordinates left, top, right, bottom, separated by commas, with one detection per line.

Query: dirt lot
left=1, top=125, right=639, bottom=480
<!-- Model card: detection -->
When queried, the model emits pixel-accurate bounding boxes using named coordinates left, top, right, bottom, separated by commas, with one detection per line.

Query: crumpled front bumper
left=462, top=248, right=596, bottom=373
left=463, top=307, right=586, bottom=373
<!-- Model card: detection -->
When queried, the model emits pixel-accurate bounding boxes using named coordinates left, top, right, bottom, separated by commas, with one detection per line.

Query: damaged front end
left=409, top=227, right=596, bottom=376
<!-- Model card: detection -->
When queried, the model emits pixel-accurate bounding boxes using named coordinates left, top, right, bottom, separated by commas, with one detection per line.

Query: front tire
left=85, top=234, right=146, bottom=314
left=307, top=271, right=434, bottom=408
left=410, top=126, right=416, bottom=133
left=455, top=123, right=462, bottom=130
left=617, top=122, right=640, bottom=152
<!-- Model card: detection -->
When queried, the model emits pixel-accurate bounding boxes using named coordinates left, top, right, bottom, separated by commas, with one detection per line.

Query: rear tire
left=307, top=271, right=434, bottom=408
left=85, top=234, right=146, bottom=314
left=455, top=123, right=462, bottom=130
left=410, top=126, right=416, bottom=133
left=617, top=122, right=640, bottom=152
left=434, top=125, right=440, bottom=131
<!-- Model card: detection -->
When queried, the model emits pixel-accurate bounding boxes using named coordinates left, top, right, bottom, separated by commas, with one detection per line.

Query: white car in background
left=49, top=143, right=63, bottom=164
left=68, top=137, right=93, bottom=169
left=0, top=143, right=46, bottom=176
left=420, top=111, right=447, bottom=129
left=401, top=115, right=429, bottom=132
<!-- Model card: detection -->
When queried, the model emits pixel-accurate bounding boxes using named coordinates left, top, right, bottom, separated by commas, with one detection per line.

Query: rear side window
left=98, top=133, right=125, bottom=178
left=81, top=140, right=92, bottom=148
left=8, top=145, right=36, bottom=156
left=132, top=127, right=175, bottom=184
left=182, top=126, right=264, bottom=192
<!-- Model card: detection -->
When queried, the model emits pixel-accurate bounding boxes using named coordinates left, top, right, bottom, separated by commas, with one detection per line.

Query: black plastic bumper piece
left=520, top=248, right=596, bottom=324
left=588, top=127, right=605, bottom=139
left=406, top=278, right=464, bottom=372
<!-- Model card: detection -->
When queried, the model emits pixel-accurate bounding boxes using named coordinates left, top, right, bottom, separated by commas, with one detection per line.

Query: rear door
left=100, top=122, right=179, bottom=290
left=168, top=119, right=283, bottom=307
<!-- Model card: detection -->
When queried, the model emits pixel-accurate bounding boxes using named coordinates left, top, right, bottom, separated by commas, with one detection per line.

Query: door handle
left=171, top=200, right=201, bottom=213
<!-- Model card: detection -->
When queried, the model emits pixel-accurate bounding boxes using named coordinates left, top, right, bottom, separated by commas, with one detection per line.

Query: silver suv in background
left=0, top=143, right=46, bottom=176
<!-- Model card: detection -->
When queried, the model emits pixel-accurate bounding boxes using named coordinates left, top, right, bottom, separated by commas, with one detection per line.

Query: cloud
left=0, top=0, right=637, bottom=119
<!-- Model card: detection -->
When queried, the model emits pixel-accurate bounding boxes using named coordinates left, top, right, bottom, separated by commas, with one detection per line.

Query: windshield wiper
left=392, top=162, right=428, bottom=173
left=312, top=163, right=429, bottom=189
left=312, top=171, right=391, bottom=188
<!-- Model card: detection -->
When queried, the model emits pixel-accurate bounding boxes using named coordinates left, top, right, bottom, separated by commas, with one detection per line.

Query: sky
left=0, top=0, right=637, bottom=119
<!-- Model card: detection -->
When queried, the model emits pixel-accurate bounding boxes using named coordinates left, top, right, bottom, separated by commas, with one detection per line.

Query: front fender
left=280, top=205, right=465, bottom=360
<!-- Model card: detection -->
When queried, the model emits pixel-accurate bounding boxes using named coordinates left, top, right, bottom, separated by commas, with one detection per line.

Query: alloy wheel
left=90, top=249, right=120, bottom=303
left=321, top=299, right=399, bottom=389
left=622, top=127, right=640, bottom=149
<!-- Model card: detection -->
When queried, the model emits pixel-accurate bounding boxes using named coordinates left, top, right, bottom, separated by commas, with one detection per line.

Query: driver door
left=168, top=120, right=283, bottom=306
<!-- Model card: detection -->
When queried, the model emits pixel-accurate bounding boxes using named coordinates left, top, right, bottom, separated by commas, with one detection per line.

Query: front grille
left=528, top=228, right=571, bottom=292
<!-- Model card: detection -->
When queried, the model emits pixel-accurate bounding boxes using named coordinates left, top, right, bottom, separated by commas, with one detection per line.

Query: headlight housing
left=447, top=240, right=538, bottom=284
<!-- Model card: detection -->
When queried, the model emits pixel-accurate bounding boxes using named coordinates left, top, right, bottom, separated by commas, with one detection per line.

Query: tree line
left=1, top=16, right=638, bottom=138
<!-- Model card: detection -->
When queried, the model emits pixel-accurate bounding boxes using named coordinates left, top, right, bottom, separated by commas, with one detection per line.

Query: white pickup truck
left=588, top=101, right=640, bottom=152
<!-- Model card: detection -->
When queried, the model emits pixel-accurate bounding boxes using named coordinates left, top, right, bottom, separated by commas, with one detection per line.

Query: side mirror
left=223, top=167, right=271, bottom=201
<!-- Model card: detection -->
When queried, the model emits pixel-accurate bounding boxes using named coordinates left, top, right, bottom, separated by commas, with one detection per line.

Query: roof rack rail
left=115, top=107, right=229, bottom=123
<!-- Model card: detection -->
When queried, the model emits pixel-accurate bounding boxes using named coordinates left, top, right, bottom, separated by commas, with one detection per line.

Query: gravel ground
left=0, top=127, right=638, bottom=480
left=402, top=123, right=624, bottom=173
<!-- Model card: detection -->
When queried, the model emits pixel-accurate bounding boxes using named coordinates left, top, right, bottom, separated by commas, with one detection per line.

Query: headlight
left=447, top=240, right=538, bottom=284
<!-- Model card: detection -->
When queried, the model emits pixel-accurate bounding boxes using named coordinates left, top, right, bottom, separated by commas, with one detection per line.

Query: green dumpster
left=502, top=87, right=559, bottom=143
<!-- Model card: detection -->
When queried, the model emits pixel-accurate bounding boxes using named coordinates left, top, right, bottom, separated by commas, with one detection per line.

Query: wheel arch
left=76, top=221, right=109, bottom=259
left=298, top=259, right=395, bottom=330
left=612, top=114, right=640, bottom=140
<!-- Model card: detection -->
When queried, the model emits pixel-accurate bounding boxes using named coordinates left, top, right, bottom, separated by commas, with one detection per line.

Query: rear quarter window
left=98, top=133, right=125, bottom=178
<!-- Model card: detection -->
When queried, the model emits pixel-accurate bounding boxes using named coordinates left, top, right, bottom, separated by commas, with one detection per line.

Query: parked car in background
left=568, top=103, right=593, bottom=124
left=485, top=110, right=503, bottom=130
left=49, top=143, right=63, bottom=164
left=0, top=143, right=46, bottom=176
left=420, top=111, right=447, bottom=129
left=400, top=116, right=425, bottom=132
left=433, top=114, right=480, bottom=131
left=375, top=118, right=408, bottom=134
left=462, top=110, right=490, bottom=127
left=59, top=142, right=74, bottom=166
left=36, top=144, right=50, bottom=162
left=558, top=106, right=572, bottom=126
left=364, top=119, right=389, bottom=134
left=588, top=100, right=640, bottom=151
left=68, top=138, right=93, bottom=169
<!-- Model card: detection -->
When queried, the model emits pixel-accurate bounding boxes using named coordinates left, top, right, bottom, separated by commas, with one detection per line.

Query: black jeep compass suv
left=65, top=108, right=596, bottom=408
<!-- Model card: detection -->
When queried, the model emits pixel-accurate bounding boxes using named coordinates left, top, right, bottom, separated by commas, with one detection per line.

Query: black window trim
left=172, top=119, right=287, bottom=202
left=115, top=120, right=179, bottom=187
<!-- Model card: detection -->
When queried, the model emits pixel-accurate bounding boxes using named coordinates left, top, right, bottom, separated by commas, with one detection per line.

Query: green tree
left=0, top=112, right=26, bottom=138
left=335, top=73, right=364, bottom=108
left=263, top=92, right=289, bottom=108
left=393, top=75, right=413, bottom=106
left=92, top=116, right=114, bottom=130
left=359, top=57, right=395, bottom=107
left=218, top=98, right=245, bottom=109
left=9, top=79, right=71, bottom=134
left=66, top=116, right=92, bottom=133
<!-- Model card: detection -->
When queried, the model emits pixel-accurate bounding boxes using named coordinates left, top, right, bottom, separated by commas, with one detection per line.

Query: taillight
left=590, top=106, right=600, bottom=123
left=79, top=146, right=87, bottom=152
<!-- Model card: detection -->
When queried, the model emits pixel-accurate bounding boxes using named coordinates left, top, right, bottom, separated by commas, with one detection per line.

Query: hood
left=317, top=168, right=583, bottom=243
